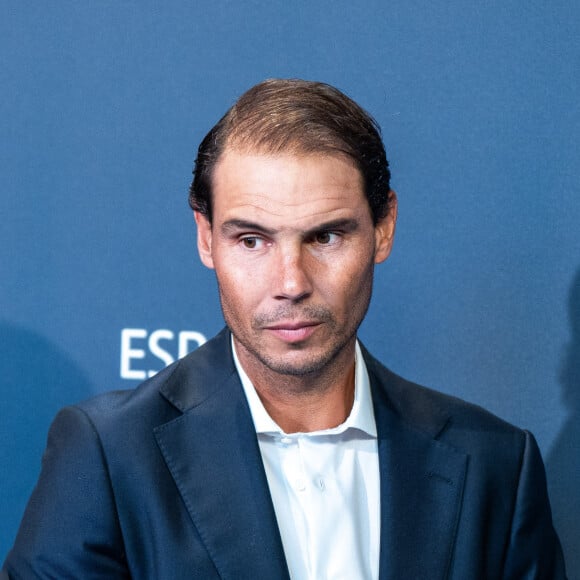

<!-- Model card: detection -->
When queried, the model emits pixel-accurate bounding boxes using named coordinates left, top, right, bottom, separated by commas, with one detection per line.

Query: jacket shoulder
left=75, top=327, right=235, bottom=433
left=362, top=347, right=528, bottom=459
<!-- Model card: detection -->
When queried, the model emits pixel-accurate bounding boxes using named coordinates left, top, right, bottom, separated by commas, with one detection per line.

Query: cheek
left=215, top=261, right=263, bottom=310
left=319, top=256, right=374, bottom=307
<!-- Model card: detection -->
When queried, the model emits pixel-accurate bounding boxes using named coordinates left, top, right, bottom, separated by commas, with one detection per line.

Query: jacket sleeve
left=502, top=430, right=567, bottom=579
left=2, top=406, right=129, bottom=579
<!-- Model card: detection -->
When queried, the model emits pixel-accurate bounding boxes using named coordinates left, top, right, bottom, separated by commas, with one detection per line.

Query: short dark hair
left=189, top=79, right=392, bottom=225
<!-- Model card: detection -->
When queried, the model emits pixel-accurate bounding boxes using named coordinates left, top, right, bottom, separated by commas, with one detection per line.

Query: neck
left=235, top=339, right=357, bottom=433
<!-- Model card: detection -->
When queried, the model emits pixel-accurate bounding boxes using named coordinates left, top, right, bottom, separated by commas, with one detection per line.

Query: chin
left=257, top=346, right=342, bottom=377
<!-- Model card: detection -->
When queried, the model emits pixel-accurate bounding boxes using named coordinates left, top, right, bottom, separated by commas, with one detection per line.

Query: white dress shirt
left=233, top=339, right=380, bottom=580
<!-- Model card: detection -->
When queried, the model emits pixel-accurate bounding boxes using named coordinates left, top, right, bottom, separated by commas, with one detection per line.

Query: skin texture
left=195, top=150, right=397, bottom=431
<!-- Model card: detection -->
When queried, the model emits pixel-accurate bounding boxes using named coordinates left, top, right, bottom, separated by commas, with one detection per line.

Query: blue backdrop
left=2, top=1, right=579, bottom=573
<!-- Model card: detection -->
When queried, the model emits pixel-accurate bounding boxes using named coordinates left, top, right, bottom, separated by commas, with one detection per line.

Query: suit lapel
left=153, top=330, right=289, bottom=580
left=366, top=355, right=467, bottom=580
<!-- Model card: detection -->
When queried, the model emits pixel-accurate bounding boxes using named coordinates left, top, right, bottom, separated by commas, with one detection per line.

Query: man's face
left=195, top=150, right=396, bottom=380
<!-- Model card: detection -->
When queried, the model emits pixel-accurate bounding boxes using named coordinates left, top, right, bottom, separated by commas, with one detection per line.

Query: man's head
left=191, top=79, right=397, bottom=385
left=189, top=78, right=392, bottom=225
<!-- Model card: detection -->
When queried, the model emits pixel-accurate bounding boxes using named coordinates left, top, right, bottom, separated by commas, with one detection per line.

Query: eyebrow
left=220, top=217, right=360, bottom=237
left=221, top=219, right=276, bottom=237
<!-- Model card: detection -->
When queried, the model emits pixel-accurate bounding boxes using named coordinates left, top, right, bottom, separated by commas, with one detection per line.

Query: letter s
left=148, top=329, right=175, bottom=377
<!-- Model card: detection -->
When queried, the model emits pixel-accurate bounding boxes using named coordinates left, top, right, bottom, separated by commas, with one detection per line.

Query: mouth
left=263, top=321, right=322, bottom=343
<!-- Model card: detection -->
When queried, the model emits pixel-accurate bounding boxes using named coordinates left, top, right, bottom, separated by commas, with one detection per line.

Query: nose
left=272, top=244, right=313, bottom=302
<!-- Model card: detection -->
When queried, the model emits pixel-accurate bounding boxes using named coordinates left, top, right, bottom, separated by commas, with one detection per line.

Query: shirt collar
left=232, top=336, right=377, bottom=438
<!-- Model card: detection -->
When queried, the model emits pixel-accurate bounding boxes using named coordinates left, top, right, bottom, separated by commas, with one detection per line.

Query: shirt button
left=318, top=478, right=326, bottom=492
left=295, top=478, right=306, bottom=491
left=280, top=436, right=293, bottom=445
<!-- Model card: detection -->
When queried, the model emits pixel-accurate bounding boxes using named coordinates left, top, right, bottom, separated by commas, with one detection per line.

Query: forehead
left=211, top=150, right=370, bottom=226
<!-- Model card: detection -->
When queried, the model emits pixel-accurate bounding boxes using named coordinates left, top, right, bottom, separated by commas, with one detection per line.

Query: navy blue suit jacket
left=3, top=329, right=566, bottom=578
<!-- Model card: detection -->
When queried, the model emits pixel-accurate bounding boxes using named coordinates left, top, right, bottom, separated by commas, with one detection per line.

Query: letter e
left=120, top=328, right=147, bottom=380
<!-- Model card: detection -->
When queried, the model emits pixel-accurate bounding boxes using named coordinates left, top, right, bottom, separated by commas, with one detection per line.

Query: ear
left=194, top=211, right=215, bottom=269
left=374, top=190, right=398, bottom=264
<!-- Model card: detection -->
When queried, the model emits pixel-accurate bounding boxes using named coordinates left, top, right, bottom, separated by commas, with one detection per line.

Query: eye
left=314, top=231, right=339, bottom=245
left=240, top=236, right=264, bottom=249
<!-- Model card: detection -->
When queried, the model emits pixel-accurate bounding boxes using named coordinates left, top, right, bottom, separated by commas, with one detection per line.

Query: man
left=3, top=79, right=566, bottom=579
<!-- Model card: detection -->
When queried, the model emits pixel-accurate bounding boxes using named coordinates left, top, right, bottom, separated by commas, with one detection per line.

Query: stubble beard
left=250, top=306, right=351, bottom=378
left=218, top=275, right=374, bottom=382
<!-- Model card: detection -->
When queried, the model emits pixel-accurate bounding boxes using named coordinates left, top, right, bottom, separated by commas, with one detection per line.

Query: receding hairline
left=189, top=78, right=392, bottom=225
left=214, top=78, right=377, bottom=155
left=209, top=144, right=366, bottom=194
left=219, top=122, right=365, bottom=161
left=216, top=140, right=363, bottom=165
